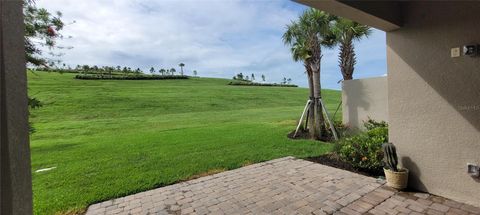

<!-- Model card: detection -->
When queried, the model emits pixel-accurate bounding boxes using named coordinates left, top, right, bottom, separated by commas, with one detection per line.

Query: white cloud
left=37, top=0, right=386, bottom=89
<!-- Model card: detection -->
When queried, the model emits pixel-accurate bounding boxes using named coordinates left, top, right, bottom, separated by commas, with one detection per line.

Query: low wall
left=342, top=76, right=388, bottom=130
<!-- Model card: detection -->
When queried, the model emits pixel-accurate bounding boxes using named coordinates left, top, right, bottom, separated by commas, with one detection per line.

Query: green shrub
left=332, top=120, right=349, bottom=139
left=363, top=118, right=388, bottom=131
left=335, top=119, right=388, bottom=173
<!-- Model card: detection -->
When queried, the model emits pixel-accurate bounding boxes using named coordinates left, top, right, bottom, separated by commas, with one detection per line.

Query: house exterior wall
left=387, top=2, right=480, bottom=207
left=342, top=77, right=388, bottom=130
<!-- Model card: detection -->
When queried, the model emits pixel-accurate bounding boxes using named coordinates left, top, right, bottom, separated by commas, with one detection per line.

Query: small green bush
left=332, top=120, right=349, bottom=139
left=363, top=118, right=388, bottom=131
left=335, top=119, right=388, bottom=173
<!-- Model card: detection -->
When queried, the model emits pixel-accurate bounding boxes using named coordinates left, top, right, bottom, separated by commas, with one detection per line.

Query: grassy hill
left=28, top=71, right=341, bottom=214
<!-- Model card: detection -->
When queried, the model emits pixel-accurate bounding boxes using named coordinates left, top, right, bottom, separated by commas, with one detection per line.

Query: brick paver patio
left=86, top=157, right=480, bottom=215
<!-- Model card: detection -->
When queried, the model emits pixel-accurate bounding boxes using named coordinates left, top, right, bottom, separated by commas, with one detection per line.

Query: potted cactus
left=382, top=142, right=409, bottom=189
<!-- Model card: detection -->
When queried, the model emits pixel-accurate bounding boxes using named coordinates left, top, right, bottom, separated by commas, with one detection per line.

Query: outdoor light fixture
left=462, top=44, right=479, bottom=57
left=467, top=163, right=480, bottom=177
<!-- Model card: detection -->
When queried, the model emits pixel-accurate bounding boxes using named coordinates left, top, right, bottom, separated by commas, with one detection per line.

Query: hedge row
left=228, top=81, right=298, bottom=87
left=75, top=75, right=189, bottom=80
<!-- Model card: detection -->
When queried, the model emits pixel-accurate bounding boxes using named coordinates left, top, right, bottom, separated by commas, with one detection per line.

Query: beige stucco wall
left=388, top=2, right=480, bottom=207
left=342, top=77, right=388, bottom=130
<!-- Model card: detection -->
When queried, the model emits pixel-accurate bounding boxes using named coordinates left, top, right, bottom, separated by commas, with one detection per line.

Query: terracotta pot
left=384, top=168, right=409, bottom=190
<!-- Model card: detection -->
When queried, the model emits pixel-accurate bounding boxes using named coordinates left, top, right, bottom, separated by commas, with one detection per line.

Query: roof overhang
left=295, top=0, right=403, bottom=32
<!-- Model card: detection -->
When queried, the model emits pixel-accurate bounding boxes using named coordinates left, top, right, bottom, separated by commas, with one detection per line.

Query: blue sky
left=38, top=0, right=387, bottom=90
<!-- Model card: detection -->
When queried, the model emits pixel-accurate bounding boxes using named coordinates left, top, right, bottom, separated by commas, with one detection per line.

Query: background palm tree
left=333, top=18, right=371, bottom=80
left=178, top=63, right=185, bottom=76
left=170, top=68, right=176, bottom=75
left=159, top=68, right=166, bottom=76
left=283, top=9, right=336, bottom=140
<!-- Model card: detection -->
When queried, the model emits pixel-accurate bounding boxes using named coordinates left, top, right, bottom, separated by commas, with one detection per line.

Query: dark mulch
left=287, top=129, right=311, bottom=140
left=287, top=129, right=335, bottom=142
left=305, top=153, right=384, bottom=178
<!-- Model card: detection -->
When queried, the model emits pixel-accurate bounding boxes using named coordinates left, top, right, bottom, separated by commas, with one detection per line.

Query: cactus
left=382, top=142, right=398, bottom=172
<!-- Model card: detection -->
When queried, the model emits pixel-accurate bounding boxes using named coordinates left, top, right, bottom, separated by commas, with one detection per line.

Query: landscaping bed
left=300, top=119, right=388, bottom=178
left=305, top=153, right=384, bottom=177
left=287, top=129, right=337, bottom=142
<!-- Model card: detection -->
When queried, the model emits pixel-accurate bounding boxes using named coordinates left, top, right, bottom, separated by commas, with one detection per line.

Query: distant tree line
left=31, top=62, right=199, bottom=80
left=75, top=75, right=189, bottom=80
left=228, top=81, right=297, bottom=87
left=233, top=72, right=262, bottom=82
left=232, top=73, right=291, bottom=85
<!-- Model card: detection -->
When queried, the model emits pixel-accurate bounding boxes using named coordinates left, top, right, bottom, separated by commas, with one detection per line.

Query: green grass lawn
left=28, top=71, right=341, bottom=214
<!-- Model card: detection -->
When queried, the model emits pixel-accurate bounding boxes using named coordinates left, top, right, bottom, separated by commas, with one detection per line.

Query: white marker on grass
left=35, top=167, right=57, bottom=173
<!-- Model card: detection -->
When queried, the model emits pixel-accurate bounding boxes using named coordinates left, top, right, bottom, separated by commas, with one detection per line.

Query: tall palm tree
left=178, top=63, right=185, bottom=76
left=283, top=9, right=336, bottom=140
left=333, top=18, right=371, bottom=80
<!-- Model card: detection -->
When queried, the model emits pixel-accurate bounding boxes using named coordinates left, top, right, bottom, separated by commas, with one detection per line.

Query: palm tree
left=193, top=70, right=197, bottom=77
left=178, top=63, right=185, bottom=76
left=170, top=68, right=176, bottom=75
left=333, top=18, right=371, bottom=80
left=150, top=67, right=155, bottom=75
left=135, top=68, right=142, bottom=75
left=283, top=9, right=336, bottom=140
left=159, top=68, right=166, bottom=76
left=261, top=74, right=265, bottom=82
left=236, top=73, right=244, bottom=80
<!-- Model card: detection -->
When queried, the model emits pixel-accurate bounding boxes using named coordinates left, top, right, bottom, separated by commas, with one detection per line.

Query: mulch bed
left=289, top=129, right=384, bottom=178
left=287, top=129, right=311, bottom=140
left=287, top=129, right=335, bottom=142
left=304, top=153, right=384, bottom=178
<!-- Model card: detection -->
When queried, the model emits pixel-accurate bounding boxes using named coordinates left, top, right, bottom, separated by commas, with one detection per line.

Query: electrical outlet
left=451, top=47, right=461, bottom=58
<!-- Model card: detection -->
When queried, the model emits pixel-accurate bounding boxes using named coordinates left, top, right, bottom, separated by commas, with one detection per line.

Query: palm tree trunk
left=305, top=64, right=315, bottom=137
left=312, top=71, right=322, bottom=139
left=340, top=40, right=356, bottom=80
left=310, top=46, right=325, bottom=140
